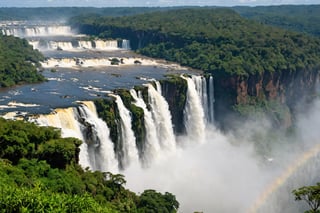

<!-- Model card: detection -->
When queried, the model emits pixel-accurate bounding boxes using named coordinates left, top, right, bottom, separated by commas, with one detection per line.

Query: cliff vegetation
left=0, top=117, right=179, bottom=212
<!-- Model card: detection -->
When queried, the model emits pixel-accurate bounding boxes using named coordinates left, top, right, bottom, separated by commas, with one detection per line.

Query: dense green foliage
left=71, top=8, right=320, bottom=77
left=0, top=7, right=185, bottom=21
left=0, top=118, right=179, bottom=212
left=234, top=5, right=320, bottom=37
left=0, top=35, right=45, bottom=87
left=293, top=183, right=320, bottom=213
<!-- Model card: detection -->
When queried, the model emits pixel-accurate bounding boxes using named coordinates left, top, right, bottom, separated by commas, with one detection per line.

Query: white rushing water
left=181, top=75, right=206, bottom=143
left=94, top=40, right=119, bottom=50
left=2, top=25, right=74, bottom=37
left=110, top=94, right=139, bottom=168
left=77, top=102, right=118, bottom=173
left=208, top=76, right=215, bottom=123
left=29, top=107, right=92, bottom=169
left=130, top=89, right=161, bottom=166
left=147, top=82, right=176, bottom=152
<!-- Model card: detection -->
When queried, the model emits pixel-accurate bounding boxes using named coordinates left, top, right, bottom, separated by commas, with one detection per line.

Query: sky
left=0, top=0, right=319, bottom=7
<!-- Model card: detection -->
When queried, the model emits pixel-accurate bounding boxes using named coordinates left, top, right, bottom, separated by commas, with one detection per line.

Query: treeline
left=234, top=5, right=320, bottom=37
left=0, top=7, right=187, bottom=21
left=0, top=117, right=179, bottom=212
left=70, top=8, right=320, bottom=77
left=0, top=35, right=45, bottom=87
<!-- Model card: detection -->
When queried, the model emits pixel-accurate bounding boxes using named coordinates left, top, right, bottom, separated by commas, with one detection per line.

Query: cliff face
left=214, top=69, right=320, bottom=129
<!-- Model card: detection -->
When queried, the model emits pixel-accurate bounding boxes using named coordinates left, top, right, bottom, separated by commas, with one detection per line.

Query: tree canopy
left=293, top=183, right=320, bottom=213
left=0, top=118, right=179, bottom=212
left=70, top=8, right=320, bottom=77
left=0, top=35, right=45, bottom=87
left=234, top=5, right=320, bottom=37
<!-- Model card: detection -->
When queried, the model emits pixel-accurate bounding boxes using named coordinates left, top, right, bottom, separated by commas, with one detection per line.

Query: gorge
left=1, top=7, right=320, bottom=213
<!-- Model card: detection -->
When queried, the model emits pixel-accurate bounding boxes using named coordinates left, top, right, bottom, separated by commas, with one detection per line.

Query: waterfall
left=208, top=76, right=215, bottom=123
left=1, top=25, right=74, bottom=37
left=94, top=40, right=119, bottom=50
left=78, top=40, right=92, bottom=49
left=110, top=94, right=139, bottom=168
left=29, top=40, right=40, bottom=50
left=29, top=108, right=91, bottom=169
left=130, top=89, right=161, bottom=165
left=147, top=82, right=176, bottom=152
left=191, top=75, right=215, bottom=124
left=122, top=39, right=131, bottom=50
left=29, top=103, right=119, bottom=173
left=155, top=81, right=162, bottom=95
left=77, top=102, right=118, bottom=173
left=49, top=41, right=74, bottom=51
left=181, top=75, right=206, bottom=143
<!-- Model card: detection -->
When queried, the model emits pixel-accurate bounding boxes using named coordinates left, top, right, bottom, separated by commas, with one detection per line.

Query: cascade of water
left=122, top=39, right=131, bottom=50
left=181, top=75, right=206, bottom=143
left=147, top=82, right=176, bottom=152
left=130, top=89, right=161, bottom=165
left=94, top=40, right=119, bottom=50
left=77, top=102, right=118, bottom=173
left=3, top=26, right=74, bottom=37
left=49, top=41, right=74, bottom=50
left=29, top=108, right=91, bottom=169
left=110, top=94, right=139, bottom=168
left=208, top=76, right=215, bottom=123
left=191, top=75, right=215, bottom=124
left=29, top=40, right=40, bottom=50
left=46, top=26, right=73, bottom=36
left=155, top=81, right=162, bottom=95
left=78, top=40, right=93, bottom=49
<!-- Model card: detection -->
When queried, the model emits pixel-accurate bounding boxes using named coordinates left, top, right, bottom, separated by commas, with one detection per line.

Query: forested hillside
left=0, top=118, right=179, bottom=212
left=0, top=35, right=45, bottom=87
left=0, top=7, right=183, bottom=21
left=70, top=8, right=320, bottom=77
left=234, top=5, right=320, bottom=37
left=70, top=8, right=320, bottom=128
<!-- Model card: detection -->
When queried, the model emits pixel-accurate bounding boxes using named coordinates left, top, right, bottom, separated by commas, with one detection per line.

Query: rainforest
left=1, top=5, right=320, bottom=213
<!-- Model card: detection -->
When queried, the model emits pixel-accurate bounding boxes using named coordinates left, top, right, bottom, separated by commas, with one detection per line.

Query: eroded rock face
left=214, top=69, right=320, bottom=129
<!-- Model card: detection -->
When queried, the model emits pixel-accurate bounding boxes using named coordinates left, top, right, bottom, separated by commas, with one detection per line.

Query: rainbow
left=248, top=143, right=320, bottom=213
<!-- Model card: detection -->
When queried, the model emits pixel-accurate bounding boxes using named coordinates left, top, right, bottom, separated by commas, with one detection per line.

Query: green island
left=0, top=117, right=179, bottom=212
left=0, top=34, right=45, bottom=87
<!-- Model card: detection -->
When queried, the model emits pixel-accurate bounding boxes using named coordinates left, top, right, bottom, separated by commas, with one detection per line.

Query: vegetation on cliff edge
left=0, top=117, right=179, bottom=212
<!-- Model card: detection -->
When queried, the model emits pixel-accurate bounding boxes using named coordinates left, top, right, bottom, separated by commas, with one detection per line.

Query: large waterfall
left=30, top=75, right=213, bottom=171
left=1, top=25, right=74, bottom=37
left=28, top=39, right=129, bottom=51
left=77, top=102, right=118, bottom=173
left=130, top=89, right=161, bottom=166
left=110, top=94, right=139, bottom=168
left=147, top=82, right=177, bottom=152
left=181, top=75, right=206, bottom=143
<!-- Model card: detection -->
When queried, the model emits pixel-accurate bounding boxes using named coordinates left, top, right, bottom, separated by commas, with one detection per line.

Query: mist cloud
left=123, top=97, right=320, bottom=212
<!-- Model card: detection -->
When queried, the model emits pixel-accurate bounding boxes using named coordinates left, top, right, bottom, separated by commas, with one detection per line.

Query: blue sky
left=0, top=0, right=318, bottom=7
